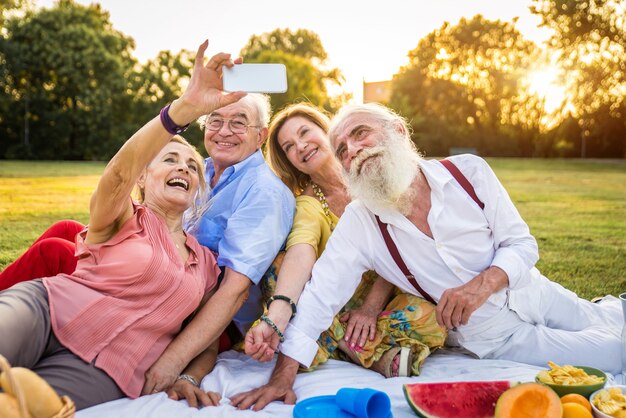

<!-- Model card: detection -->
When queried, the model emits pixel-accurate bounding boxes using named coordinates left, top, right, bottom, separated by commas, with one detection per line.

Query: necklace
left=310, top=182, right=335, bottom=231
left=169, top=228, right=184, bottom=249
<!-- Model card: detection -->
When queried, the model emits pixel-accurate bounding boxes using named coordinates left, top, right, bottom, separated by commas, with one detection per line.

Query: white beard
left=346, top=128, right=422, bottom=215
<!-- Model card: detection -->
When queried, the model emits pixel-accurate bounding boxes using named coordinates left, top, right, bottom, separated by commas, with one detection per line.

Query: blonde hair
left=265, top=103, right=331, bottom=194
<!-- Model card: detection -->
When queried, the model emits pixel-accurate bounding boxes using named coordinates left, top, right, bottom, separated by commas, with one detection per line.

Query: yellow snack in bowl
left=592, top=387, right=626, bottom=417
left=536, top=361, right=605, bottom=386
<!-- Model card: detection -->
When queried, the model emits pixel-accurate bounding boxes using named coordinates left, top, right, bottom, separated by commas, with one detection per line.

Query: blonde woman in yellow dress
left=243, top=103, right=447, bottom=378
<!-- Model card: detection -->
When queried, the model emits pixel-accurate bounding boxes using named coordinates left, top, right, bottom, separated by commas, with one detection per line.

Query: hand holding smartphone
left=222, top=63, right=288, bottom=93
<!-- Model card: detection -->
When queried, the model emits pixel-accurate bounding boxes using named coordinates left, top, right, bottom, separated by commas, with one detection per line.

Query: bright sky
left=37, top=0, right=553, bottom=102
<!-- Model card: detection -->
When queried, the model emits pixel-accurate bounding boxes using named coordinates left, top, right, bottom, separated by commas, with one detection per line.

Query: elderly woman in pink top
left=0, top=41, right=246, bottom=410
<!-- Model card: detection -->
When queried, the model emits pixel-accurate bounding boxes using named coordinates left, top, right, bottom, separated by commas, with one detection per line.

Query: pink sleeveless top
left=44, top=203, right=219, bottom=397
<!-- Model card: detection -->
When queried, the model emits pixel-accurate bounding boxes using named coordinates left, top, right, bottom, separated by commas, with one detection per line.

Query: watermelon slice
left=403, top=381, right=517, bottom=418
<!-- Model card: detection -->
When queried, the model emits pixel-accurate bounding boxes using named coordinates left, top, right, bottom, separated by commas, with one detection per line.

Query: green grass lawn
left=1, top=158, right=625, bottom=299
left=0, top=161, right=105, bottom=267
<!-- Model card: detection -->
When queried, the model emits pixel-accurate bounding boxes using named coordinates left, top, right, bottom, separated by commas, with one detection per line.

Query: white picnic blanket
left=77, top=350, right=622, bottom=418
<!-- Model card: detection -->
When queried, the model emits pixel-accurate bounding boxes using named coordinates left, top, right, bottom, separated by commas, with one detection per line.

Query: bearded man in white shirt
left=231, top=102, right=624, bottom=411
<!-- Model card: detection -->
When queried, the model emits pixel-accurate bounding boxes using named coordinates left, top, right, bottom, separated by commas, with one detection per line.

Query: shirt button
left=436, top=243, right=443, bottom=249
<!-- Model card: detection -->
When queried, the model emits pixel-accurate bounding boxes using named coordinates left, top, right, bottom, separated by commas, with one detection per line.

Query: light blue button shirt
left=193, top=150, right=295, bottom=332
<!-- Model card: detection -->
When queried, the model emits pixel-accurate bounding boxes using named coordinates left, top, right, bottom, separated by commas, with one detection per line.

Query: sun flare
left=526, top=66, right=567, bottom=114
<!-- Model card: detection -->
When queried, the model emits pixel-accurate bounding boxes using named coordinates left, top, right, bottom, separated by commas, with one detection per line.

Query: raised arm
left=87, top=41, right=245, bottom=245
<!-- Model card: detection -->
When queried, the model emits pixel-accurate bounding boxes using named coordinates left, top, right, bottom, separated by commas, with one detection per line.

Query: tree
left=531, top=0, right=626, bottom=157
left=247, top=50, right=327, bottom=112
left=0, top=0, right=31, bottom=27
left=128, top=49, right=205, bottom=154
left=1, top=0, right=136, bottom=160
left=241, top=28, right=329, bottom=63
left=389, top=15, right=544, bottom=157
left=1, top=0, right=207, bottom=160
left=239, top=28, right=346, bottom=112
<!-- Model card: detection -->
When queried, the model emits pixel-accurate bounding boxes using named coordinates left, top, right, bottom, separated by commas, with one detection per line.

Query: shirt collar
left=184, top=235, right=200, bottom=266
left=420, top=158, right=454, bottom=193
left=203, top=150, right=265, bottom=189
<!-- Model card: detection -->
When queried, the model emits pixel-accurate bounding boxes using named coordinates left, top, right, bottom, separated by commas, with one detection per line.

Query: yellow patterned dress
left=261, top=195, right=447, bottom=375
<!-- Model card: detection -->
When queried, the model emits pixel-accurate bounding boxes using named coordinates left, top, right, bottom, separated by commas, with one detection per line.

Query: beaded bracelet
left=266, top=295, right=297, bottom=319
left=176, top=374, right=199, bottom=387
left=260, top=314, right=285, bottom=342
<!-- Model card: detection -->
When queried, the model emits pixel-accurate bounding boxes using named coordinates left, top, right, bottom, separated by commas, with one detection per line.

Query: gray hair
left=197, top=93, right=272, bottom=129
left=242, top=93, right=272, bottom=127
left=328, top=103, right=411, bottom=146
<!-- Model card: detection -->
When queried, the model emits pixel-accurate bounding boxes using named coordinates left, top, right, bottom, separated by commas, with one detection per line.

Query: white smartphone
left=222, top=63, right=288, bottom=93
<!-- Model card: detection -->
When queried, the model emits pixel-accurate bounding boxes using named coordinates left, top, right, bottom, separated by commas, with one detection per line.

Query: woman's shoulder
left=296, top=194, right=321, bottom=206
left=295, top=195, right=325, bottom=215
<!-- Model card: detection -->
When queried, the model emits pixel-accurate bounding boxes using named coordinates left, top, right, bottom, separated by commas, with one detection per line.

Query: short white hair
left=241, top=93, right=272, bottom=127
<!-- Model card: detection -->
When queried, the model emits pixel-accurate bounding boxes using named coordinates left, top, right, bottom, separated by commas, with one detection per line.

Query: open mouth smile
left=166, top=177, right=189, bottom=191
left=302, top=149, right=318, bottom=162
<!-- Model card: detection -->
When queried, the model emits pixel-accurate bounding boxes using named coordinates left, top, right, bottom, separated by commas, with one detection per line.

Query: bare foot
left=337, top=341, right=412, bottom=378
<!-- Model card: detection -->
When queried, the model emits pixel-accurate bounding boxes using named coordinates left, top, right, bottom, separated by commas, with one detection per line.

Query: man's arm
left=279, top=205, right=371, bottom=367
left=435, top=155, right=538, bottom=329
left=436, top=266, right=508, bottom=329
left=229, top=353, right=299, bottom=411
left=467, top=155, right=539, bottom=289
left=142, top=268, right=250, bottom=394
left=166, top=340, right=221, bottom=408
left=235, top=205, right=374, bottom=411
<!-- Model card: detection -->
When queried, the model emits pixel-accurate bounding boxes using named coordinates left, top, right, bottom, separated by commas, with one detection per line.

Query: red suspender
left=375, top=215, right=436, bottom=304
left=439, top=159, right=484, bottom=209
left=375, top=159, right=484, bottom=305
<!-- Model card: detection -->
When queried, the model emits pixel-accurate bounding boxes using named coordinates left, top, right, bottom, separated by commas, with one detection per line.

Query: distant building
left=362, top=80, right=392, bottom=104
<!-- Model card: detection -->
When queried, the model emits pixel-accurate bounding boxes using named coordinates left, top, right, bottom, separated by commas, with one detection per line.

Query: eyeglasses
left=205, top=117, right=260, bottom=134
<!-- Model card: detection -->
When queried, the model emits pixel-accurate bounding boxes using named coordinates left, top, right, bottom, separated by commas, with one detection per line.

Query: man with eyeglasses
left=142, top=93, right=295, bottom=401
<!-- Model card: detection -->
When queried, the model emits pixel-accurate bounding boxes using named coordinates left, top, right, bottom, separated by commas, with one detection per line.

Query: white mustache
left=349, top=146, right=386, bottom=175
left=345, top=129, right=421, bottom=215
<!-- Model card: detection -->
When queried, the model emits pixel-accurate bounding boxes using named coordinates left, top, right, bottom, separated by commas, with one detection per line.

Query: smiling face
left=331, top=113, right=388, bottom=174
left=277, top=116, right=334, bottom=176
left=140, top=141, right=202, bottom=214
left=330, top=110, right=422, bottom=214
left=203, top=100, right=266, bottom=173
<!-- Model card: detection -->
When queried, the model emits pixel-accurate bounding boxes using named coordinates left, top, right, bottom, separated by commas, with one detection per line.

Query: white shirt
left=280, top=154, right=540, bottom=366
